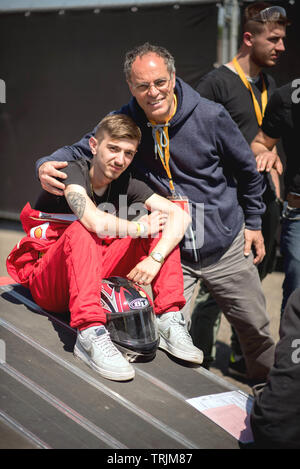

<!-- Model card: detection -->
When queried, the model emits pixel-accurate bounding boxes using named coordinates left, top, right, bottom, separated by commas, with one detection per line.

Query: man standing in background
left=194, top=2, right=289, bottom=373
left=251, top=79, right=300, bottom=316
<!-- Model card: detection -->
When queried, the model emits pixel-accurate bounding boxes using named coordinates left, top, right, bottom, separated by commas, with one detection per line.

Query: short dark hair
left=243, top=2, right=289, bottom=35
left=124, top=42, right=176, bottom=82
left=94, top=114, right=141, bottom=145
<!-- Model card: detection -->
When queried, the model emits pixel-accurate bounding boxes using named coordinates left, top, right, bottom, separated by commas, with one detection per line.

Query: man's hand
left=244, top=228, right=265, bottom=265
left=127, top=256, right=162, bottom=285
left=127, top=210, right=168, bottom=285
left=138, top=210, right=168, bottom=237
left=38, top=161, right=68, bottom=195
left=256, top=151, right=283, bottom=175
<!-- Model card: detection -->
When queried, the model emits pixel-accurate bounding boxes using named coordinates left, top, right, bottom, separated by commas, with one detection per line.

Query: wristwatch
left=150, top=251, right=165, bottom=264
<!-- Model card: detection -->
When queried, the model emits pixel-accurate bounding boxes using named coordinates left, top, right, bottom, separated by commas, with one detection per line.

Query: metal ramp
left=0, top=282, right=247, bottom=450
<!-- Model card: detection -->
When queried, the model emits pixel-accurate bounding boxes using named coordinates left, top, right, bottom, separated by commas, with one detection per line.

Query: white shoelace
left=92, top=331, right=120, bottom=357
left=165, top=313, right=193, bottom=343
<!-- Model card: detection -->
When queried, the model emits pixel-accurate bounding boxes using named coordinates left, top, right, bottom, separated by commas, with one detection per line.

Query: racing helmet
left=101, top=276, right=159, bottom=362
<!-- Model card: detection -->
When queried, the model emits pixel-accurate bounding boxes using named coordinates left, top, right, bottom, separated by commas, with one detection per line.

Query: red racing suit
left=7, top=203, right=186, bottom=330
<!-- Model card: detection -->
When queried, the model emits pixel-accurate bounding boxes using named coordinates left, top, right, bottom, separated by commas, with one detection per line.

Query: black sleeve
left=62, top=160, right=89, bottom=192
left=196, top=70, right=225, bottom=104
left=261, top=89, right=284, bottom=139
left=34, top=160, right=89, bottom=213
left=196, top=75, right=217, bottom=101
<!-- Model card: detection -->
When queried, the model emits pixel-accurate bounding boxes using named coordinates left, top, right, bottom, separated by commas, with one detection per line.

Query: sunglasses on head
left=252, top=6, right=287, bottom=23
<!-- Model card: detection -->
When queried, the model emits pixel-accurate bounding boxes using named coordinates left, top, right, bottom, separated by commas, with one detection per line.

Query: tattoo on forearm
left=66, top=192, right=86, bottom=219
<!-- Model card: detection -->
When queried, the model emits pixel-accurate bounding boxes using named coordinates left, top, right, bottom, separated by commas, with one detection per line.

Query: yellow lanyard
left=149, top=94, right=177, bottom=193
left=232, top=57, right=268, bottom=126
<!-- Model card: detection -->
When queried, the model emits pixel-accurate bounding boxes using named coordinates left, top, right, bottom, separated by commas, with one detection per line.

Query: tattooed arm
left=64, top=184, right=141, bottom=238
left=66, top=191, right=86, bottom=219
left=65, top=184, right=191, bottom=286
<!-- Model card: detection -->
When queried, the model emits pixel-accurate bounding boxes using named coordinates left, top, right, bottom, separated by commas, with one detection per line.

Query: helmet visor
left=106, top=306, right=158, bottom=351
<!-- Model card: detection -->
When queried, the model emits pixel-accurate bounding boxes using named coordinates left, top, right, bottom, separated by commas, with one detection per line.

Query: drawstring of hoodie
left=147, top=94, right=177, bottom=195
left=147, top=122, right=176, bottom=194
left=147, top=122, right=169, bottom=161
left=146, top=94, right=199, bottom=262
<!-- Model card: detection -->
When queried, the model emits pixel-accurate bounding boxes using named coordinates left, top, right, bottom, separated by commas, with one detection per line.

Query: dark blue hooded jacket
left=36, top=77, right=265, bottom=266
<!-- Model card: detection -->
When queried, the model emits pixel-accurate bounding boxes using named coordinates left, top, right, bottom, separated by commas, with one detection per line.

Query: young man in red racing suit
left=7, top=114, right=202, bottom=381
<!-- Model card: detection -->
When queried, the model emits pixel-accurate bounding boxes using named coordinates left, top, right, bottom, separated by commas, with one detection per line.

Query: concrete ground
left=0, top=219, right=283, bottom=395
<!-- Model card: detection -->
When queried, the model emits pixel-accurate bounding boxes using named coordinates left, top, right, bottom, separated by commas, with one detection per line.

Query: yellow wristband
left=133, top=221, right=145, bottom=237
left=136, top=222, right=141, bottom=236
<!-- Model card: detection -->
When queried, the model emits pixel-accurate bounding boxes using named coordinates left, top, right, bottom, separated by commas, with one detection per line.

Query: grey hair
left=124, top=42, right=176, bottom=82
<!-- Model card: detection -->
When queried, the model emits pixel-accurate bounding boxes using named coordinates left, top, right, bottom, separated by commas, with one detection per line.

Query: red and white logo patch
left=30, top=222, right=50, bottom=240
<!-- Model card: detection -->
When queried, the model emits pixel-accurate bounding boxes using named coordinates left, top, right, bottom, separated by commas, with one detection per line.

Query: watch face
left=151, top=252, right=164, bottom=263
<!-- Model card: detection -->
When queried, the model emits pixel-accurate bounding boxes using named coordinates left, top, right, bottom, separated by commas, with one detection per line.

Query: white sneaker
left=74, top=325, right=135, bottom=381
left=157, top=311, right=204, bottom=364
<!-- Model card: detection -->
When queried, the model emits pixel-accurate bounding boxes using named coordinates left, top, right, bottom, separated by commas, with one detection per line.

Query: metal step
left=0, top=283, right=243, bottom=449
